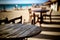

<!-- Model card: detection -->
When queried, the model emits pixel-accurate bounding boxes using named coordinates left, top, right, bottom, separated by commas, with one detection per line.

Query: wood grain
left=0, top=24, right=41, bottom=38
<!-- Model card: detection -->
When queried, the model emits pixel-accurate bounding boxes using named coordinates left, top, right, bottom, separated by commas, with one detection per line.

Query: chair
left=8, top=16, right=22, bottom=24
left=31, top=9, right=53, bottom=26
left=43, top=9, right=53, bottom=22
left=28, top=8, right=39, bottom=25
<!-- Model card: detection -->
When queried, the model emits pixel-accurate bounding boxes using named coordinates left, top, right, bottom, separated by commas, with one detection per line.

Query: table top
left=0, top=24, right=41, bottom=38
left=33, top=9, right=49, bottom=13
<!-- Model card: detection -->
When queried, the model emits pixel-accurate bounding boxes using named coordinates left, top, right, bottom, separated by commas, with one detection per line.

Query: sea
left=0, top=4, right=32, bottom=10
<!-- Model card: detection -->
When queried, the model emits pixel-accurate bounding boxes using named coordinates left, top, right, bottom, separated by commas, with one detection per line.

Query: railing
left=0, top=16, right=22, bottom=25
left=8, top=16, right=22, bottom=24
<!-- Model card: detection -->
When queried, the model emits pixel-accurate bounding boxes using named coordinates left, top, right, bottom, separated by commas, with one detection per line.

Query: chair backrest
left=46, top=9, right=53, bottom=15
left=0, top=17, right=9, bottom=25
left=8, top=16, right=22, bottom=24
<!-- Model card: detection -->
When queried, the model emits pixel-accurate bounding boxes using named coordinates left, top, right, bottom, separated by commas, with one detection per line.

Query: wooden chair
left=8, top=16, right=22, bottom=24
left=28, top=8, right=39, bottom=24
left=43, top=9, right=53, bottom=22
left=43, top=9, right=60, bottom=24
left=31, top=9, right=53, bottom=26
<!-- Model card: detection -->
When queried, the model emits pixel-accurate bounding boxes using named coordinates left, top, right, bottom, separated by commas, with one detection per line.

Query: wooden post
left=33, top=13, right=35, bottom=25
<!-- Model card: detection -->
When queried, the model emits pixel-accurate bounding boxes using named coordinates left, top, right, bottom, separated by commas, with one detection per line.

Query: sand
left=0, top=8, right=30, bottom=24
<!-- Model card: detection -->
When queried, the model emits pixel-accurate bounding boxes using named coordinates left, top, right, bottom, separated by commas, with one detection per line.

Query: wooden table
left=0, top=24, right=41, bottom=40
left=33, top=9, right=49, bottom=26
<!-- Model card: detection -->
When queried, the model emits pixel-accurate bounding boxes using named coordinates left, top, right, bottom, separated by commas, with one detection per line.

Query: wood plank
left=18, top=25, right=37, bottom=37
left=0, top=24, right=15, bottom=30
left=6, top=25, right=33, bottom=38
left=0, top=24, right=41, bottom=38
left=27, top=26, right=41, bottom=37
left=0, top=24, right=22, bottom=32
left=0, top=24, right=25, bottom=38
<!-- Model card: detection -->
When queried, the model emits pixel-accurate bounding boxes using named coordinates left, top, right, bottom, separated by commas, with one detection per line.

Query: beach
left=0, top=8, right=30, bottom=24
left=0, top=4, right=60, bottom=40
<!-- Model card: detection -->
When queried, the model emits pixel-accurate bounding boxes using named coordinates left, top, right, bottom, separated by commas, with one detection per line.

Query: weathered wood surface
left=0, top=24, right=41, bottom=38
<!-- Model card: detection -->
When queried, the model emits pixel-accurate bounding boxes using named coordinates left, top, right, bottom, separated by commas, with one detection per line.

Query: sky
left=0, top=0, right=48, bottom=4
